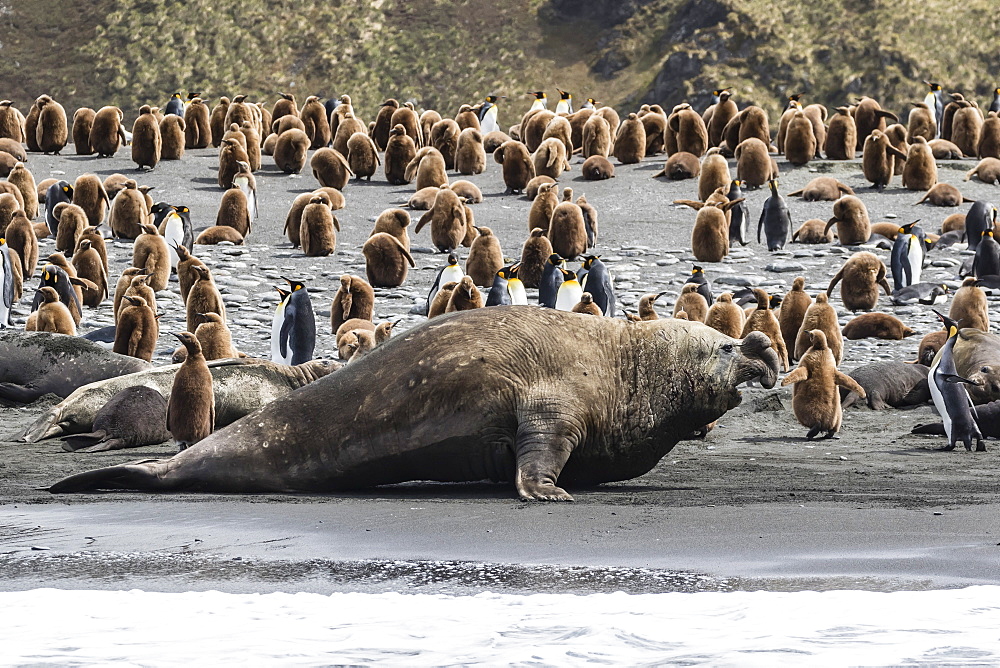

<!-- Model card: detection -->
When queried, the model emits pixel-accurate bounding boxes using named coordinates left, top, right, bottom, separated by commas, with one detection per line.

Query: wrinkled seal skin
left=49, top=307, right=779, bottom=500
left=840, top=361, right=930, bottom=409
left=24, top=358, right=339, bottom=443
left=62, top=386, right=171, bottom=452
left=951, top=328, right=1000, bottom=404
left=0, top=331, right=150, bottom=405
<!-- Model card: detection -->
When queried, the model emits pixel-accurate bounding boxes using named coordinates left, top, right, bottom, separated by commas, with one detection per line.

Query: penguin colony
left=2, top=81, right=1000, bottom=456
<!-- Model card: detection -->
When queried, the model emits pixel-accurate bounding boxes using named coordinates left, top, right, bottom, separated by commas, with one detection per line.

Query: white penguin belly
left=555, top=281, right=582, bottom=311
left=162, top=214, right=185, bottom=269
left=907, top=238, right=923, bottom=284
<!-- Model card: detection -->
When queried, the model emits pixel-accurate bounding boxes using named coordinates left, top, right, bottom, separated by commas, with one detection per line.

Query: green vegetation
left=1, top=0, right=998, bottom=125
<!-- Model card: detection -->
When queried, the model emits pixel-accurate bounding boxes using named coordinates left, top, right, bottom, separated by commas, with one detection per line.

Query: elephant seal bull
left=950, top=328, right=1000, bottom=404
left=49, top=307, right=779, bottom=500
left=0, top=331, right=150, bottom=405
left=23, top=358, right=339, bottom=443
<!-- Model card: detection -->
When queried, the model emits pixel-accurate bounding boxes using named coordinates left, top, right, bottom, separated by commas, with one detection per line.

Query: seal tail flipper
left=48, top=461, right=169, bottom=493
left=22, top=408, right=65, bottom=443
left=61, top=431, right=108, bottom=452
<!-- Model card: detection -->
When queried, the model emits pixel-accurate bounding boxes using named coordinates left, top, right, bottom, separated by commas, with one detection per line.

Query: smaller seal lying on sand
left=840, top=361, right=930, bottom=409
left=62, top=386, right=171, bottom=452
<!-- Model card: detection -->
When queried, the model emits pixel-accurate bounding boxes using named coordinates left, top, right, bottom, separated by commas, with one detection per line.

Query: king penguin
left=271, top=278, right=316, bottom=366
left=890, top=221, right=924, bottom=290
left=45, top=181, right=74, bottom=236
left=164, top=93, right=184, bottom=117
left=581, top=98, right=597, bottom=110
left=233, top=161, right=258, bottom=221
left=555, top=89, right=573, bottom=115
left=527, top=91, right=547, bottom=112
left=0, top=237, right=15, bottom=327
left=555, top=268, right=583, bottom=311
left=478, top=95, right=504, bottom=135
left=485, top=263, right=517, bottom=306
left=687, top=265, right=713, bottom=303
left=922, top=81, right=944, bottom=138
left=726, top=180, right=750, bottom=246
left=538, top=253, right=565, bottom=308
left=964, top=201, right=997, bottom=252
left=972, top=229, right=1000, bottom=278
left=928, top=311, right=985, bottom=451
left=427, top=252, right=464, bottom=312
left=991, top=87, right=1000, bottom=115
left=757, top=179, right=792, bottom=251
left=152, top=203, right=194, bottom=271
left=580, top=255, right=615, bottom=316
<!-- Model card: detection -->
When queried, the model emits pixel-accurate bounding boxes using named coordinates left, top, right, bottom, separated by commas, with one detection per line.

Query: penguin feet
left=976, top=441, right=987, bottom=452
left=823, top=431, right=839, bottom=439
left=806, top=426, right=822, bottom=439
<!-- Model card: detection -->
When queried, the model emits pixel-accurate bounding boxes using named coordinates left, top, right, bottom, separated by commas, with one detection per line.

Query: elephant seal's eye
left=722, top=343, right=734, bottom=352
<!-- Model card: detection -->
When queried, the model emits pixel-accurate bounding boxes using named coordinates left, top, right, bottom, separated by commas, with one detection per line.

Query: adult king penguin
left=526, top=91, right=547, bottom=112
left=271, top=278, right=316, bottom=366
left=538, top=253, right=564, bottom=308
left=726, top=180, right=751, bottom=246
left=923, top=81, right=944, bottom=138
left=555, top=89, right=573, bottom=115
left=478, top=95, right=504, bottom=135
left=426, top=253, right=464, bottom=312
left=928, top=311, right=985, bottom=451
left=890, top=221, right=924, bottom=290
left=580, top=255, right=615, bottom=316
left=757, top=179, right=792, bottom=251
left=0, top=237, right=14, bottom=327
left=554, top=268, right=583, bottom=311
left=152, top=203, right=194, bottom=270
left=164, top=93, right=184, bottom=117
left=485, top=263, right=527, bottom=306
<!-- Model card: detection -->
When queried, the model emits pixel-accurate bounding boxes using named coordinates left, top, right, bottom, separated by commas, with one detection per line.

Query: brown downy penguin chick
left=54, top=203, right=88, bottom=257
left=72, top=174, right=111, bottom=227
left=581, top=155, right=615, bottom=181
left=678, top=198, right=745, bottom=263
left=195, top=225, right=244, bottom=245
left=137, top=184, right=156, bottom=212
left=132, top=224, right=170, bottom=292
left=384, top=124, right=417, bottom=185
left=119, top=273, right=157, bottom=325
left=35, top=286, right=76, bottom=335
left=456, top=127, right=486, bottom=175
left=7, top=163, right=37, bottom=220
left=5, top=210, right=38, bottom=278
left=964, top=157, right=1000, bottom=185
left=582, top=113, right=612, bottom=158
left=824, top=196, right=871, bottom=246
left=707, top=90, right=738, bottom=147
left=0, top=100, right=24, bottom=143
left=113, top=295, right=158, bottom=362
left=337, top=330, right=376, bottom=363
left=914, top=328, right=948, bottom=366
left=36, top=95, right=68, bottom=154
left=782, top=330, right=866, bottom=439
left=705, top=292, right=745, bottom=338
left=641, top=109, right=667, bottom=155
left=949, top=277, right=990, bottom=331
left=788, top=177, right=854, bottom=202
left=335, top=318, right=376, bottom=346
left=841, top=312, right=917, bottom=340
left=370, top=208, right=411, bottom=250
left=347, top=132, right=381, bottom=181
left=528, top=182, right=559, bottom=233
left=783, top=110, right=816, bottom=165
left=884, top=123, right=909, bottom=175
left=404, top=146, right=448, bottom=190
left=493, top=141, right=534, bottom=194
left=827, top=251, right=890, bottom=312
left=613, top=113, right=646, bottom=164
left=283, top=189, right=339, bottom=247
left=310, top=146, right=354, bottom=189
left=741, top=288, right=789, bottom=371
left=674, top=310, right=689, bottom=320
left=653, top=152, right=700, bottom=179
left=216, top=187, right=252, bottom=238
left=824, top=106, right=857, bottom=160
left=906, top=102, right=935, bottom=143
left=0, top=193, right=20, bottom=232
left=271, top=92, right=298, bottom=125
left=939, top=213, right=966, bottom=234
left=389, top=102, right=422, bottom=148
left=779, top=277, right=813, bottom=359
left=978, top=111, right=1000, bottom=159
left=521, top=109, right=554, bottom=152
left=167, top=331, right=215, bottom=451
left=445, top=275, right=483, bottom=313
left=450, top=180, right=483, bottom=204
left=408, top=186, right=440, bottom=210
left=454, top=105, right=479, bottom=133
left=915, top=183, right=971, bottom=207
left=273, top=114, right=305, bottom=135
left=577, top=194, right=599, bottom=249
left=673, top=283, right=709, bottom=322
left=372, top=99, right=399, bottom=150
left=862, top=130, right=907, bottom=191
left=209, top=97, right=231, bottom=147
left=532, top=137, right=570, bottom=179
left=802, top=104, right=828, bottom=156
left=734, top=138, right=774, bottom=189
left=175, top=244, right=206, bottom=303
left=300, top=96, right=331, bottom=149
left=218, top=137, right=249, bottom=188
left=795, top=292, right=843, bottom=364
left=159, top=114, right=186, bottom=160
left=72, top=107, right=95, bottom=155
left=482, top=130, right=511, bottom=153
left=102, top=173, right=130, bottom=199
left=131, top=105, right=161, bottom=169
left=71, top=239, right=108, bottom=307
left=636, top=292, right=665, bottom=321
left=108, top=180, right=148, bottom=239
left=952, top=102, right=983, bottom=158
left=185, top=264, right=226, bottom=333
left=698, top=149, right=730, bottom=201
left=184, top=98, right=211, bottom=149
left=273, top=128, right=311, bottom=174
left=330, top=274, right=375, bottom=333
left=430, top=118, right=461, bottom=168
left=299, top=196, right=339, bottom=257
left=238, top=121, right=262, bottom=171
left=853, top=97, right=897, bottom=150
left=519, top=227, right=553, bottom=289
left=929, top=138, right=963, bottom=159
left=572, top=292, right=603, bottom=316
left=414, top=186, right=467, bottom=253
left=547, top=188, right=587, bottom=260
left=466, top=227, right=504, bottom=287
left=428, top=281, right=458, bottom=318
left=363, top=233, right=415, bottom=288
left=901, top=136, right=937, bottom=191
left=193, top=312, right=240, bottom=361
left=113, top=268, right=146, bottom=321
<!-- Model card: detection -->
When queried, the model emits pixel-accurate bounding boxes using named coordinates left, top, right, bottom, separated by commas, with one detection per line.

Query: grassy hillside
left=1, top=0, right=998, bottom=124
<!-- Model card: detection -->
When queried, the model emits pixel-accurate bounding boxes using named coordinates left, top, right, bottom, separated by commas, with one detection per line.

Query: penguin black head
left=282, top=277, right=306, bottom=292
left=150, top=202, right=171, bottom=215
left=923, top=81, right=942, bottom=91
left=692, top=265, right=704, bottom=276
left=983, top=230, right=995, bottom=239
left=898, top=221, right=919, bottom=235
left=933, top=309, right=960, bottom=334
left=547, top=253, right=564, bottom=266
left=788, top=93, right=802, bottom=102
left=581, top=255, right=601, bottom=269
left=509, top=262, right=521, bottom=279
left=447, top=253, right=459, bottom=266
left=559, top=268, right=578, bottom=282
left=528, top=91, right=546, bottom=99
left=485, top=95, right=503, bottom=103
left=586, top=98, right=598, bottom=106
left=187, top=93, right=200, bottom=100
left=173, top=205, right=190, bottom=215
left=558, top=89, right=571, bottom=100
left=275, top=286, right=290, bottom=301
left=496, top=264, right=517, bottom=280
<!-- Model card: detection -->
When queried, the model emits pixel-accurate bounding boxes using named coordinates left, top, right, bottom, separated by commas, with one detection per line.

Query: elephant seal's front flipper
left=514, top=396, right=578, bottom=501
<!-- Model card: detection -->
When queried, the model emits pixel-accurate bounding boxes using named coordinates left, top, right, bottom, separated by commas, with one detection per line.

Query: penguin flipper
left=780, top=367, right=809, bottom=385
left=941, top=374, right=976, bottom=385
left=279, top=314, right=293, bottom=359
left=834, top=371, right=867, bottom=398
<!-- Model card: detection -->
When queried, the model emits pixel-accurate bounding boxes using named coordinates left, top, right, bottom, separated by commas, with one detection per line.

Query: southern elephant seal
left=840, top=361, right=930, bottom=410
left=0, top=331, right=150, bottom=405
left=49, top=307, right=780, bottom=500
left=950, top=328, right=1000, bottom=404
left=23, top=358, right=339, bottom=443
left=62, top=386, right=171, bottom=452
